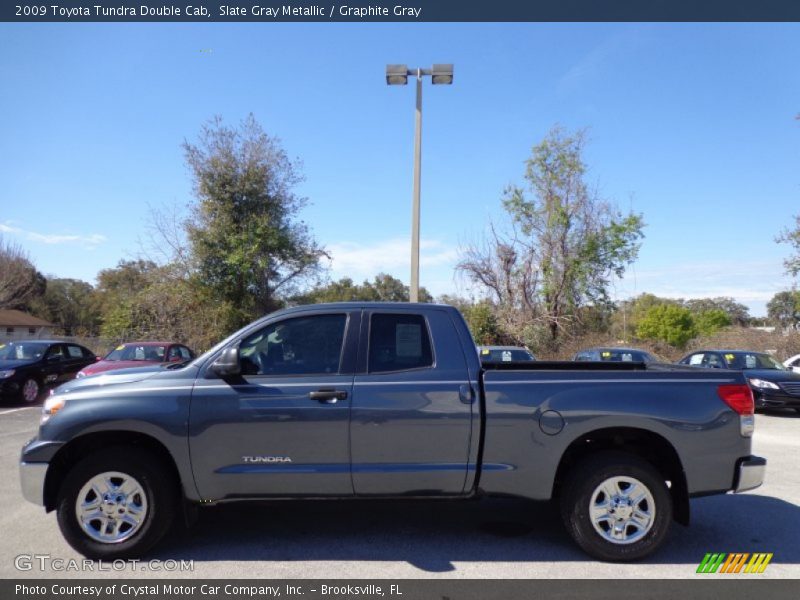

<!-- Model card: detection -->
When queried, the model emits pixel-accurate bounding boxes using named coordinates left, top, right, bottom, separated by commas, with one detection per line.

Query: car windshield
left=480, top=348, right=534, bottom=362
left=723, top=352, right=785, bottom=370
left=104, top=344, right=167, bottom=362
left=596, top=350, right=651, bottom=362
left=0, top=342, right=48, bottom=361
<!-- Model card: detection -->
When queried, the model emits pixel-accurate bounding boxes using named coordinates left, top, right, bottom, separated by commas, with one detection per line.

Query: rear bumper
left=733, top=456, right=766, bottom=493
left=19, top=462, right=48, bottom=506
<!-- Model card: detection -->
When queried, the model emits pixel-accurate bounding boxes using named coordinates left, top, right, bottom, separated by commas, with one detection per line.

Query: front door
left=189, top=310, right=359, bottom=500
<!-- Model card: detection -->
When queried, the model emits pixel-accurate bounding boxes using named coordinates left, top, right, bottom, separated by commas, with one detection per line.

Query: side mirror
left=211, top=347, right=241, bottom=378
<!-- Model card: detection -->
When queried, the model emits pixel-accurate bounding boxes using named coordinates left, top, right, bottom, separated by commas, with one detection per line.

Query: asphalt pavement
left=1, top=403, right=798, bottom=579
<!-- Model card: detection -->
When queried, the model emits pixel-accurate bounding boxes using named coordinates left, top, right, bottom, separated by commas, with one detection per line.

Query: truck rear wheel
left=56, top=447, right=176, bottom=559
left=560, top=451, right=672, bottom=561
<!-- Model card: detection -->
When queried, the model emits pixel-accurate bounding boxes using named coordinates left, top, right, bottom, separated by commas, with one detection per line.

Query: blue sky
left=1, top=23, right=798, bottom=315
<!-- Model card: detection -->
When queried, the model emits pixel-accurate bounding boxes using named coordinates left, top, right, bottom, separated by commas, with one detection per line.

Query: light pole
left=386, top=64, right=454, bottom=302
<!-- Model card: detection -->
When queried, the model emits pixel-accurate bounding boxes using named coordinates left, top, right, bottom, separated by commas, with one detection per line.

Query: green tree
left=98, top=263, right=235, bottom=351
left=0, top=235, right=46, bottom=310
left=611, top=293, right=679, bottom=340
left=766, top=290, right=800, bottom=328
left=462, top=301, right=502, bottom=345
left=694, top=308, right=732, bottom=336
left=30, top=278, right=100, bottom=336
left=685, top=297, right=750, bottom=326
left=636, top=304, right=697, bottom=348
left=298, top=273, right=432, bottom=304
left=777, top=214, right=800, bottom=277
left=184, top=114, right=326, bottom=325
left=457, top=126, right=644, bottom=343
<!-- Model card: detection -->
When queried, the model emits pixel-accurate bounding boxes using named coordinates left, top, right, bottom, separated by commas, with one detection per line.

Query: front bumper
left=19, top=461, right=48, bottom=506
left=733, top=456, right=766, bottom=493
left=753, top=388, right=800, bottom=409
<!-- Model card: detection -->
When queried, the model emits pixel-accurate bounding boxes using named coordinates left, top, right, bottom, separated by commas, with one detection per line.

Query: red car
left=76, top=341, right=195, bottom=378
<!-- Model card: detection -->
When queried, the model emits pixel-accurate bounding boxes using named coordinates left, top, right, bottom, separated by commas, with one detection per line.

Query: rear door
left=189, top=309, right=360, bottom=500
left=64, top=344, right=91, bottom=377
left=350, top=308, right=475, bottom=496
left=42, top=344, right=68, bottom=385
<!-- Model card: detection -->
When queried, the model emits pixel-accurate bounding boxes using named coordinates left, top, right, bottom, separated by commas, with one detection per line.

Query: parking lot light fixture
left=385, top=64, right=409, bottom=86
left=385, top=63, right=454, bottom=302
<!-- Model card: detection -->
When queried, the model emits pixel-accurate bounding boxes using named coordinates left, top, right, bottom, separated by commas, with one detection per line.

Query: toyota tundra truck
left=19, top=303, right=766, bottom=562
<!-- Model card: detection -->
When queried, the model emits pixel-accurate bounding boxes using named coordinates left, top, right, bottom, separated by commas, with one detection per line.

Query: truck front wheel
left=56, top=447, right=177, bottom=559
left=560, top=451, right=672, bottom=561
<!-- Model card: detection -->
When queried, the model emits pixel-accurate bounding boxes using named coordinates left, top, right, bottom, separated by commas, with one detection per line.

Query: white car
left=784, top=354, right=800, bottom=374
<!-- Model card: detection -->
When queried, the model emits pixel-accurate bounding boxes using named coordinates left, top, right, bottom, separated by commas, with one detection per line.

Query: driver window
left=238, top=314, right=347, bottom=376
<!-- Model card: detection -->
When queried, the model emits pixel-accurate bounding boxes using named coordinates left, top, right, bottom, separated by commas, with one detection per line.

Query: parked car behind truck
left=77, top=341, right=195, bottom=378
left=0, top=340, right=97, bottom=404
left=678, top=349, right=800, bottom=412
left=20, top=303, right=765, bottom=562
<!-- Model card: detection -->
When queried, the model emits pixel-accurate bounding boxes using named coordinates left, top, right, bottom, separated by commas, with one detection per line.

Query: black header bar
left=3, top=1, right=800, bottom=23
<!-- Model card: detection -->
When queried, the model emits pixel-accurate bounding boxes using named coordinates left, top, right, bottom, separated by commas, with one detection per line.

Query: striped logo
left=696, top=553, right=773, bottom=574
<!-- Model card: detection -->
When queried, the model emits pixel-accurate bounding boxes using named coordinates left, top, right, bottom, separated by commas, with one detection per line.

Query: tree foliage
left=184, top=114, right=326, bottom=324
left=29, top=278, right=100, bottom=336
left=0, top=235, right=46, bottom=310
left=457, top=126, right=644, bottom=343
left=461, top=301, right=503, bottom=345
left=636, top=304, right=697, bottom=348
left=298, top=274, right=433, bottom=304
left=693, top=308, right=732, bottom=337
left=767, top=290, right=800, bottom=329
left=777, top=214, right=800, bottom=277
left=684, top=297, right=750, bottom=326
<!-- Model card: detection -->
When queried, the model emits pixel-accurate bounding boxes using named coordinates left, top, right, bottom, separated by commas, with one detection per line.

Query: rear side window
left=66, top=345, right=84, bottom=358
left=369, top=313, right=433, bottom=373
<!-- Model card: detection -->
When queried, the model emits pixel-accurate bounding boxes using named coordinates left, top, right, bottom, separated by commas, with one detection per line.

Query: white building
left=0, top=309, right=56, bottom=341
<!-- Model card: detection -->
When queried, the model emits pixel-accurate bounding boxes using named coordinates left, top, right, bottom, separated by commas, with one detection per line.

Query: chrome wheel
left=75, top=472, right=148, bottom=544
left=21, top=379, right=39, bottom=403
left=589, top=475, right=655, bottom=545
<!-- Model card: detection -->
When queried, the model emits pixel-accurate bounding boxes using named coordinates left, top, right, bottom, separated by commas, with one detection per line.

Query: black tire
left=20, top=377, right=40, bottom=404
left=56, top=447, right=177, bottom=560
left=560, top=451, right=672, bottom=562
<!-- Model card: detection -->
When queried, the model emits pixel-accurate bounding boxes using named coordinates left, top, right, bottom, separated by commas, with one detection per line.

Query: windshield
left=104, top=344, right=167, bottom=362
left=579, top=349, right=652, bottom=362
left=0, top=342, right=48, bottom=361
left=480, top=348, right=535, bottom=362
left=723, top=352, right=785, bottom=370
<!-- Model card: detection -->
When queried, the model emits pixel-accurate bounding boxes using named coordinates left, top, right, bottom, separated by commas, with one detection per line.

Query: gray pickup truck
left=20, top=303, right=765, bottom=562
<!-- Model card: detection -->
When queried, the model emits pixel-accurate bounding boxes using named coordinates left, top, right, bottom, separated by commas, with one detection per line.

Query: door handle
left=308, top=389, right=348, bottom=403
left=458, top=384, right=475, bottom=404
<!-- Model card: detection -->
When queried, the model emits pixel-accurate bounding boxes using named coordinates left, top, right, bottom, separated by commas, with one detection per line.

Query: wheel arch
left=552, top=426, right=690, bottom=526
left=43, top=431, right=183, bottom=512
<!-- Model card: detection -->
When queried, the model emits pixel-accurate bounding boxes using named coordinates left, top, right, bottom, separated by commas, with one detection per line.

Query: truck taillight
left=718, top=384, right=754, bottom=437
left=718, top=384, right=754, bottom=415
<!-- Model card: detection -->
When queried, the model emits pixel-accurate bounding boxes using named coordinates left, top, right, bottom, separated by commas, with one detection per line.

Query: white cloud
left=557, top=26, right=650, bottom=95
left=612, top=260, right=793, bottom=316
left=1, top=222, right=107, bottom=249
left=325, top=237, right=458, bottom=284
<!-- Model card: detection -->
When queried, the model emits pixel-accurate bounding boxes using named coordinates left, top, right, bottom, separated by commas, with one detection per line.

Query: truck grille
left=779, top=382, right=800, bottom=396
